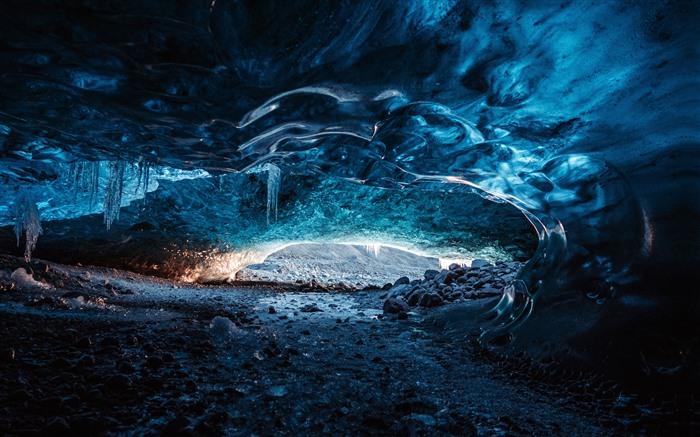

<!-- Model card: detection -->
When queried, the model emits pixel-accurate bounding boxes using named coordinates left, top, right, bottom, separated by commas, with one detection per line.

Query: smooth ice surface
left=0, top=0, right=698, bottom=385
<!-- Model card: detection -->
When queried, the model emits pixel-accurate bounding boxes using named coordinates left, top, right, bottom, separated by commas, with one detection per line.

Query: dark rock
left=2, top=348, right=15, bottom=361
left=418, top=292, right=444, bottom=308
left=194, top=420, right=217, bottom=436
left=51, top=357, right=72, bottom=370
left=471, top=259, right=492, bottom=268
left=76, top=337, right=92, bottom=349
left=394, top=276, right=410, bottom=286
left=268, top=305, right=277, bottom=314
left=383, top=297, right=410, bottom=314
left=448, top=263, right=462, bottom=271
left=397, top=311, right=409, bottom=320
left=117, top=361, right=136, bottom=374
left=444, top=272, right=458, bottom=285
left=61, top=394, right=81, bottom=410
left=68, top=414, right=107, bottom=434
left=84, top=389, right=104, bottom=402
left=300, top=304, right=323, bottom=313
left=162, top=415, right=191, bottom=436
left=129, top=221, right=156, bottom=231
left=24, top=296, right=54, bottom=307
left=387, top=283, right=412, bottom=299
left=77, top=355, right=96, bottom=367
left=106, top=374, right=132, bottom=391
left=10, top=389, right=33, bottom=402
left=43, top=416, right=71, bottom=433
left=143, top=377, right=164, bottom=391
left=101, top=337, right=120, bottom=348
left=146, top=356, right=165, bottom=369
left=39, top=396, right=63, bottom=411
left=406, top=289, right=424, bottom=307
left=162, top=352, right=175, bottom=362
left=424, top=269, right=440, bottom=280
left=96, top=345, right=121, bottom=355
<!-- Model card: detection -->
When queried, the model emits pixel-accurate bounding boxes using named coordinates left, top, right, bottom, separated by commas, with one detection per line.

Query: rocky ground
left=0, top=255, right=695, bottom=436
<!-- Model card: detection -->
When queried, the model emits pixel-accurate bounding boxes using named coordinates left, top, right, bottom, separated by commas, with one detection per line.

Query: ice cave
left=0, top=0, right=698, bottom=435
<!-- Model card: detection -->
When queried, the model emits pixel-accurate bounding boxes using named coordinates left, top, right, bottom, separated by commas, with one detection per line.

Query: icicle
left=12, top=191, right=43, bottom=261
left=132, top=159, right=151, bottom=199
left=88, top=161, right=100, bottom=209
left=143, top=161, right=150, bottom=196
left=103, top=160, right=125, bottom=230
left=264, top=163, right=281, bottom=225
left=364, top=243, right=381, bottom=257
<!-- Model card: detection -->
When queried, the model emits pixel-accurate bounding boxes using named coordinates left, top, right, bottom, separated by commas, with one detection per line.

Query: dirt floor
left=0, top=255, right=695, bottom=436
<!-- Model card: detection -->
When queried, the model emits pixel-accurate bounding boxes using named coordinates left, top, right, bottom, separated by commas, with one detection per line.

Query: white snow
left=10, top=267, right=51, bottom=289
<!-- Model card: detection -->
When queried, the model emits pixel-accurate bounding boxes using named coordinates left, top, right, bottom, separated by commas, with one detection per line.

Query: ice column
left=104, top=160, right=125, bottom=230
left=13, top=192, right=43, bottom=261
left=264, top=163, right=281, bottom=225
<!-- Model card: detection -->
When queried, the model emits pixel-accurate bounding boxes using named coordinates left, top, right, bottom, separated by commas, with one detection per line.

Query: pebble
left=396, top=261, right=523, bottom=309
left=300, top=304, right=323, bottom=313
left=43, top=416, right=71, bottom=433
left=1, top=348, right=15, bottom=361
left=106, top=374, right=132, bottom=391
left=76, top=337, right=92, bottom=349
left=145, top=356, right=165, bottom=369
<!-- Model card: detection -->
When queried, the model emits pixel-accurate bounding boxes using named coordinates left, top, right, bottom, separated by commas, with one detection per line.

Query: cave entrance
left=234, top=242, right=474, bottom=289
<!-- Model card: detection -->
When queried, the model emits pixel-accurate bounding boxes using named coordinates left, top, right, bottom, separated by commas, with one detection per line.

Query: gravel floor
left=0, top=255, right=694, bottom=436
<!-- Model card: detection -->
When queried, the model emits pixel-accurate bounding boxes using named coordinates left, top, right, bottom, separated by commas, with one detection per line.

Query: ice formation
left=12, top=192, right=42, bottom=260
left=264, top=163, right=281, bottom=225
left=0, top=0, right=697, bottom=386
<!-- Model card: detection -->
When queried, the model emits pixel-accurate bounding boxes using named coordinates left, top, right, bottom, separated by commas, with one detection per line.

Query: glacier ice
left=12, top=192, right=42, bottom=261
left=103, top=160, right=125, bottom=230
left=264, top=163, right=281, bottom=225
left=0, top=0, right=697, bottom=386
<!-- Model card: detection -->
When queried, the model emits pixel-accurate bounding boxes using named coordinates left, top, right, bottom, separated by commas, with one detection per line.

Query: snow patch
left=10, top=267, right=51, bottom=289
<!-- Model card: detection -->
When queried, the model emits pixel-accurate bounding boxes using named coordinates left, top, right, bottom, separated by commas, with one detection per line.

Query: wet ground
left=0, top=256, right=694, bottom=436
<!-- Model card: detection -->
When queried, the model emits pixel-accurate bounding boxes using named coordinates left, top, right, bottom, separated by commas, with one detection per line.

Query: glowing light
left=364, top=243, right=381, bottom=257
left=438, top=258, right=473, bottom=270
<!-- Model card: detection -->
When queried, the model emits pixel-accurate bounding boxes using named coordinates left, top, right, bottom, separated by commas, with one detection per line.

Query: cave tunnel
left=0, top=0, right=698, bottom=435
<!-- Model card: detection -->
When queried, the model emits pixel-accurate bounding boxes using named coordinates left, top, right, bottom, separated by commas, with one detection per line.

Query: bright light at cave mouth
left=184, top=241, right=482, bottom=287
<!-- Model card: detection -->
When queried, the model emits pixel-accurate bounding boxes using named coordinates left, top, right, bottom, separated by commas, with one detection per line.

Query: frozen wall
left=0, top=0, right=698, bottom=388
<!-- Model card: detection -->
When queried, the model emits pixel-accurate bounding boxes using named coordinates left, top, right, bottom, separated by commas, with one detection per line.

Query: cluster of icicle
left=12, top=191, right=43, bottom=261
left=12, top=159, right=152, bottom=260
left=65, top=159, right=151, bottom=230
left=11, top=160, right=281, bottom=261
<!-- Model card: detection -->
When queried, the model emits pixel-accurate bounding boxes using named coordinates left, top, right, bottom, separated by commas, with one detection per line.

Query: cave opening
left=0, top=0, right=697, bottom=434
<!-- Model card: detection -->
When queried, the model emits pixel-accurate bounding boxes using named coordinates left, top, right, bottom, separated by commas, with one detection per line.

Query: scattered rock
left=300, top=304, right=323, bottom=313
left=394, top=276, right=410, bottom=286
left=424, top=269, right=440, bottom=280
left=471, top=259, right=492, bottom=268
left=418, top=292, right=444, bottom=308
left=383, top=297, right=410, bottom=314
left=43, top=416, right=71, bottom=433
left=75, top=337, right=92, bottom=349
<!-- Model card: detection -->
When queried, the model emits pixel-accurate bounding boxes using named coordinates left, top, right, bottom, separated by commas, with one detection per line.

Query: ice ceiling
left=0, top=0, right=698, bottom=386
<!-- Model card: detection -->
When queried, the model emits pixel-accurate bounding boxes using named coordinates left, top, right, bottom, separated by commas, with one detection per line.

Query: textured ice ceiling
left=0, top=0, right=698, bottom=386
